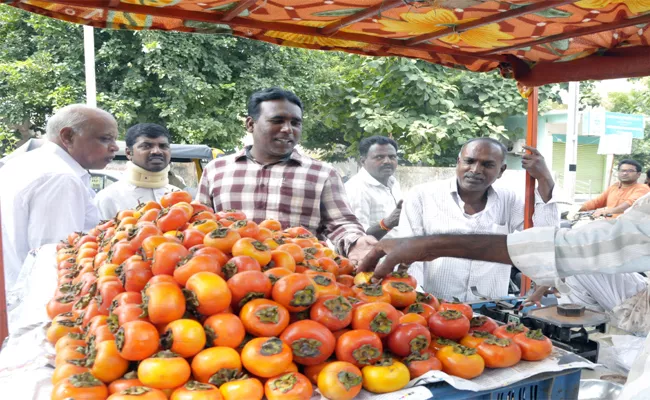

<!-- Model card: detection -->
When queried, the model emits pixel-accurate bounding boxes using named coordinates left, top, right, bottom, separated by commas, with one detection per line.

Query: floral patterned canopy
left=7, top=0, right=650, bottom=86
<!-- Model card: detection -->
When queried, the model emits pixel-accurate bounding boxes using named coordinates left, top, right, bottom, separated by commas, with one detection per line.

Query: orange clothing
left=582, top=183, right=650, bottom=218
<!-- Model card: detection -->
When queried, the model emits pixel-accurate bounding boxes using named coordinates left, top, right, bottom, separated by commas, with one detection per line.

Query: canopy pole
left=83, top=25, right=97, bottom=107
left=521, top=87, right=539, bottom=296
left=0, top=208, right=8, bottom=345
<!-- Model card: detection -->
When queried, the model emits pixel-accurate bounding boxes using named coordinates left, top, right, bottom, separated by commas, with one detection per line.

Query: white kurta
left=505, top=192, right=650, bottom=399
left=94, top=180, right=178, bottom=219
left=395, top=177, right=559, bottom=301
left=0, top=141, right=100, bottom=293
left=345, top=167, right=402, bottom=230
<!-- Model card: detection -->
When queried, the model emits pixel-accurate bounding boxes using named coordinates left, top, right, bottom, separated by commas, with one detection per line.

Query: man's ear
left=245, top=116, right=255, bottom=133
left=59, top=127, right=75, bottom=150
left=498, top=163, right=507, bottom=179
left=125, top=146, right=133, bottom=161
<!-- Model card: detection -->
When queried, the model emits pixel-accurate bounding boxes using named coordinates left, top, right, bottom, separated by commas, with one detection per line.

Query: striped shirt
left=508, top=191, right=650, bottom=287
left=506, top=192, right=650, bottom=400
left=197, top=147, right=365, bottom=255
left=395, top=177, right=559, bottom=301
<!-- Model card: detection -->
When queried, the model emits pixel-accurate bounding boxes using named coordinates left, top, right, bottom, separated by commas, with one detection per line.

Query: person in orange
left=580, top=159, right=650, bottom=218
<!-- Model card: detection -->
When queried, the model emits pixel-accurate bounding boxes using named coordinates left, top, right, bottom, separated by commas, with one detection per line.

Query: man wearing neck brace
left=95, top=123, right=178, bottom=219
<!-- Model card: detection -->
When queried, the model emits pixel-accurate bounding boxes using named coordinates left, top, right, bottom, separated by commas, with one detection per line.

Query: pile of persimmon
left=47, top=191, right=553, bottom=400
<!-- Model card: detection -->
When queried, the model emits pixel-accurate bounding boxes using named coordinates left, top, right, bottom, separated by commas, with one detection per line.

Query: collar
left=43, top=141, right=89, bottom=179
left=358, top=167, right=396, bottom=188
left=235, top=145, right=303, bottom=166
left=449, top=177, right=498, bottom=200
left=124, top=161, right=170, bottom=189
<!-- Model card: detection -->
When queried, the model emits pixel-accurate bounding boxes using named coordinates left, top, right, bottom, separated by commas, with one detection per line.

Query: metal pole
left=83, top=25, right=97, bottom=107
left=521, top=87, right=539, bottom=296
left=563, top=82, right=580, bottom=201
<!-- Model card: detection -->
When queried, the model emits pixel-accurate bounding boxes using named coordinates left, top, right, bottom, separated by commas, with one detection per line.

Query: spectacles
left=618, top=169, right=638, bottom=174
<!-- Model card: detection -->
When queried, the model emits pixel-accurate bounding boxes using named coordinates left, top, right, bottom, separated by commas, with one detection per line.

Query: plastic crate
left=422, top=368, right=581, bottom=399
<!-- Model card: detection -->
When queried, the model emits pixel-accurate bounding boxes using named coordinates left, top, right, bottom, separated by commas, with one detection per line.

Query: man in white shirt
left=95, top=123, right=178, bottom=219
left=345, top=136, right=402, bottom=240
left=359, top=192, right=650, bottom=400
left=0, top=104, right=119, bottom=293
left=394, top=138, right=559, bottom=301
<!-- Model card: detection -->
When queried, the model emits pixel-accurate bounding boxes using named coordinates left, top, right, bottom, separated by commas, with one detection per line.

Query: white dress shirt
left=395, top=177, right=559, bottom=301
left=0, top=141, right=100, bottom=292
left=94, top=180, right=178, bottom=220
left=344, top=167, right=402, bottom=230
left=505, top=193, right=650, bottom=400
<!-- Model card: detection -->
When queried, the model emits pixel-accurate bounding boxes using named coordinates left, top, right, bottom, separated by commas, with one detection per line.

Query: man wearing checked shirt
left=197, top=87, right=376, bottom=263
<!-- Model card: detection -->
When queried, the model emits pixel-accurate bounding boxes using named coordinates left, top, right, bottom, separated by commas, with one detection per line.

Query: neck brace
left=125, top=161, right=169, bottom=189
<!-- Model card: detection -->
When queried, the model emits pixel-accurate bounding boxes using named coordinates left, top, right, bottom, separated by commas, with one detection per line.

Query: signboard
left=604, top=112, right=645, bottom=139
left=582, top=109, right=605, bottom=136
left=582, top=110, right=645, bottom=139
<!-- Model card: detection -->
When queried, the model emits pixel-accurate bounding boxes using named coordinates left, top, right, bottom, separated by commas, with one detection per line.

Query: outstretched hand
left=356, top=237, right=431, bottom=280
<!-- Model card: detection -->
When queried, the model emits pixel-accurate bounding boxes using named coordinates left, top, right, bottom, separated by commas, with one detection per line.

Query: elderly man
left=393, top=138, right=559, bottom=301
left=345, top=135, right=402, bottom=240
left=359, top=193, right=650, bottom=400
left=198, top=87, right=375, bottom=262
left=580, top=159, right=649, bottom=218
left=0, top=104, right=118, bottom=292
left=95, top=123, right=178, bottom=219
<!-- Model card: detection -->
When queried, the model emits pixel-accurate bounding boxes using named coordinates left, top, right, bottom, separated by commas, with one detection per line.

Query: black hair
left=125, top=123, right=171, bottom=148
left=247, top=87, right=303, bottom=121
left=618, top=159, right=642, bottom=172
left=461, top=137, right=508, bottom=162
left=646, top=169, right=650, bottom=179
left=359, top=136, right=399, bottom=157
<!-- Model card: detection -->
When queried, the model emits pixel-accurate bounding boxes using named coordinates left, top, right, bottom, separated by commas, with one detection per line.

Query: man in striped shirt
left=359, top=193, right=650, bottom=400
left=197, top=87, right=375, bottom=262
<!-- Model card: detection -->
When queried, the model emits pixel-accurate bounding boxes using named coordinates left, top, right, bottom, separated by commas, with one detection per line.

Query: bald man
left=392, top=138, right=559, bottom=301
left=0, top=104, right=119, bottom=292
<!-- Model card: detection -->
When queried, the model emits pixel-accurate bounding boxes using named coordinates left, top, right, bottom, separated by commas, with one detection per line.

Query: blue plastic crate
left=422, top=368, right=581, bottom=399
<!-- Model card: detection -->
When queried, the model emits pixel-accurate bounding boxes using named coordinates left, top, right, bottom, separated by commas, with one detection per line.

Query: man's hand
left=522, top=145, right=554, bottom=202
left=523, top=285, right=560, bottom=307
left=521, top=146, right=552, bottom=181
left=348, top=235, right=378, bottom=266
left=592, top=208, right=609, bottom=218
left=356, top=237, right=431, bottom=280
left=384, top=200, right=403, bottom=229
left=356, top=234, right=513, bottom=281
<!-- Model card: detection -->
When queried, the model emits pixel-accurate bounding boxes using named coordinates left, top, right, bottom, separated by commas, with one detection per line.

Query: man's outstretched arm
left=357, top=235, right=512, bottom=280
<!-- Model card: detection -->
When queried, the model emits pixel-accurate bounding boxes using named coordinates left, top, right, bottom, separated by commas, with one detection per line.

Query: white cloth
left=0, top=141, right=100, bottom=293
left=557, top=273, right=647, bottom=313
left=505, top=192, right=650, bottom=400
left=94, top=179, right=178, bottom=219
left=344, top=167, right=402, bottom=230
left=396, top=178, right=559, bottom=301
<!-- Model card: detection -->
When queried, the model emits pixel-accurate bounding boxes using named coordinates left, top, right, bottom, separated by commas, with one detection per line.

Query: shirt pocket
left=489, top=223, right=510, bottom=234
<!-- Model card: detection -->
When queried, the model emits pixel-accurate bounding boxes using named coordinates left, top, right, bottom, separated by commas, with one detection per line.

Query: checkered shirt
left=197, top=147, right=365, bottom=255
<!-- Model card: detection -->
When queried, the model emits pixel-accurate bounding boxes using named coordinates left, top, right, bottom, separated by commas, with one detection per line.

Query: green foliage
left=607, top=78, right=650, bottom=170
left=306, top=57, right=561, bottom=165
left=0, top=6, right=569, bottom=165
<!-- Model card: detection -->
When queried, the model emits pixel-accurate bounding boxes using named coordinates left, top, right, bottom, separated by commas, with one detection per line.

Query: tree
left=0, top=6, right=337, bottom=154
left=1, top=6, right=566, bottom=164
left=607, top=78, right=650, bottom=169
left=305, top=56, right=562, bottom=165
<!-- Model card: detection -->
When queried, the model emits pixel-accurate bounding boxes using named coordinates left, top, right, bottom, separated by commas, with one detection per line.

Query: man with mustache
left=392, top=137, right=559, bottom=300
left=345, top=136, right=402, bottom=240
left=198, top=87, right=375, bottom=264
left=0, top=104, right=118, bottom=294
left=95, top=123, right=178, bottom=219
